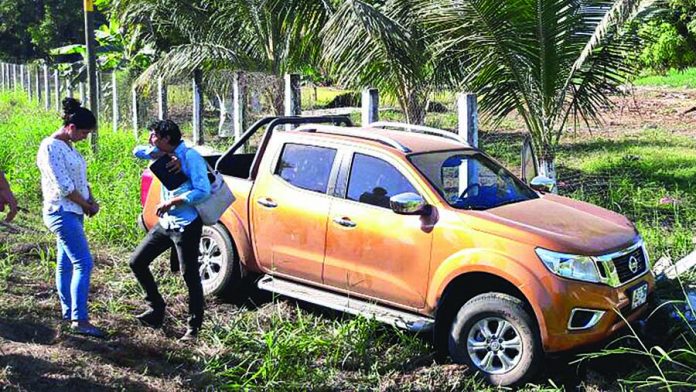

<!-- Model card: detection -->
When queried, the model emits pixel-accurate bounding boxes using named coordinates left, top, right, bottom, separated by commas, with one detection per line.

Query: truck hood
left=469, top=193, right=639, bottom=255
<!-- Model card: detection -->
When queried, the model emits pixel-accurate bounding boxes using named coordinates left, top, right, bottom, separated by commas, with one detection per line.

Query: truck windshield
left=408, top=150, right=538, bottom=210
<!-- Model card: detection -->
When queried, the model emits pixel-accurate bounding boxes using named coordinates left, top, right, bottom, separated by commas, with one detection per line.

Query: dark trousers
left=129, top=217, right=204, bottom=329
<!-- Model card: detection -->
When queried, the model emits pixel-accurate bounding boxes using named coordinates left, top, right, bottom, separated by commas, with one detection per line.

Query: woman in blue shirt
left=130, top=119, right=211, bottom=341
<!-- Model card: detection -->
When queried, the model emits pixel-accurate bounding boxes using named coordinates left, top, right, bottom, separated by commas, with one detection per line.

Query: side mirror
left=529, top=175, right=556, bottom=193
left=390, top=192, right=429, bottom=215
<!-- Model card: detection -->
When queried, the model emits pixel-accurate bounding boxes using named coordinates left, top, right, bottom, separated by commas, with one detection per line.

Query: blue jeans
left=43, top=208, right=93, bottom=321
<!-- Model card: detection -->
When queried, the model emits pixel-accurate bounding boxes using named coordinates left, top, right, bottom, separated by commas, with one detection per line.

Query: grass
left=1, top=90, right=696, bottom=390
left=634, top=67, right=696, bottom=89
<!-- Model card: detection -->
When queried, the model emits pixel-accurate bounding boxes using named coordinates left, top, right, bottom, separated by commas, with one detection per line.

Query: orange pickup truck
left=138, top=116, right=654, bottom=386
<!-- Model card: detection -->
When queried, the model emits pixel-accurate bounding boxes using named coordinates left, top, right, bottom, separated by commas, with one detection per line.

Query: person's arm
left=132, top=145, right=182, bottom=173
left=0, top=171, right=18, bottom=222
left=155, top=151, right=211, bottom=216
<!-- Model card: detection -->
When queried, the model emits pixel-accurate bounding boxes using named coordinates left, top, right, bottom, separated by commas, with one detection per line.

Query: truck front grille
left=612, top=247, right=647, bottom=284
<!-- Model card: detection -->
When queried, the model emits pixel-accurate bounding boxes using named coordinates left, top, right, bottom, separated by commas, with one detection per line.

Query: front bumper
left=541, top=271, right=655, bottom=353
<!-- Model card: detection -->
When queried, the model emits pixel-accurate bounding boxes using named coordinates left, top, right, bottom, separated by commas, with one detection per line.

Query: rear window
left=275, top=143, right=337, bottom=193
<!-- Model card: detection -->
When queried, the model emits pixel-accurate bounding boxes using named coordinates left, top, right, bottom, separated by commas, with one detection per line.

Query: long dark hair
left=62, top=98, right=97, bottom=130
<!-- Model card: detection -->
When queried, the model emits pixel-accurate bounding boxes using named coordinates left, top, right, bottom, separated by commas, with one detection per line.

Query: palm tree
left=421, top=0, right=647, bottom=180
left=322, top=0, right=459, bottom=125
left=109, top=0, right=333, bottom=114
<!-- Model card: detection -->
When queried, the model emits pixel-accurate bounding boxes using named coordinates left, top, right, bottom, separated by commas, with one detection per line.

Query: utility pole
left=84, top=0, right=98, bottom=153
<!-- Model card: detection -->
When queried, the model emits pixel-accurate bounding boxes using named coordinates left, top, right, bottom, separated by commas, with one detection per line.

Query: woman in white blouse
left=36, top=98, right=104, bottom=338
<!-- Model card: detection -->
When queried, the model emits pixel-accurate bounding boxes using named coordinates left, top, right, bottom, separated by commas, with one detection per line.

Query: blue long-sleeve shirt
left=133, top=142, right=211, bottom=230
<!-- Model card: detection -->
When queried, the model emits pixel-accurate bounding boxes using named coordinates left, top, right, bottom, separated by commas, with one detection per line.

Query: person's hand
left=87, top=200, right=100, bottom=217
left=166, top=154, right=182, bottom=174
left=156, top=200, right=174, bottom=217
left=150, top=150, right=166, bottom=159
left=0, top=188, right=18, bottom=222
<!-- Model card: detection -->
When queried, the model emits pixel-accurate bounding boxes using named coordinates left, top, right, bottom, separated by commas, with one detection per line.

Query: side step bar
left=257, top=275, right=434, bottom=332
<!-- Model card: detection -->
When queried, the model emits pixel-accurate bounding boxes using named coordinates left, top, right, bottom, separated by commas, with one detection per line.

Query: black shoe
left=179, top=327, right=198, bottom=342
left=136, top=309, right=164, bottom=328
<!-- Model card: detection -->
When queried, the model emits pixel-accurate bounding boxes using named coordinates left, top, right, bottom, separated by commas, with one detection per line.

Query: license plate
left=629, top=282, right=649, bottom=310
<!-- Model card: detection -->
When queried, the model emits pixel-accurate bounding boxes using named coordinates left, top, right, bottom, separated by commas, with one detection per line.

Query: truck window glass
left=347, top=154, right=418, bottom=208
left=275, top=143, right=337, bottom=193
left=409, top=150, right=538, bottom=210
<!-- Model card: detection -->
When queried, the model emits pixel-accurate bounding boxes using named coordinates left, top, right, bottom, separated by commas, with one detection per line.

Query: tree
left=0, top=0, right=103, bottom=61
left=322, top=0, right=457, bottom=125
left=635, top=0, right=696, bottom=72
left=422, top=0, right=646, bottom=180
left=108, top=0, right=333, bottom=114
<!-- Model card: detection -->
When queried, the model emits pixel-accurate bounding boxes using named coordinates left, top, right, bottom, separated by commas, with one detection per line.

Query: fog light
left=568, top=308, right=605, bottom=330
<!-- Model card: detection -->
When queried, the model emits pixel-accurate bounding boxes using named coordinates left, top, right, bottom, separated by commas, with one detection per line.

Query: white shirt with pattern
left=37, top=136, right=90, bottom=215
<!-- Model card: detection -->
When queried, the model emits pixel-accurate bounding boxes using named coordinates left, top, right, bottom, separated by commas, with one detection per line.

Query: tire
left=448, top=293, right=541, bottom=387
left=198, top=223, right=240, bottom=297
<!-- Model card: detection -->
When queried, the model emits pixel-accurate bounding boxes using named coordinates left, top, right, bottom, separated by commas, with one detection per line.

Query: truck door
left=250, top=142, right=339, bottom=283
left=323, top=152, right=432, bottom=309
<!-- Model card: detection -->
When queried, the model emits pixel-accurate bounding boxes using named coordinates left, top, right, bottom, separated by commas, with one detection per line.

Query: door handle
left=333, top=216, right=357, bottom=228
left=257, top=197, right=278, bottom=208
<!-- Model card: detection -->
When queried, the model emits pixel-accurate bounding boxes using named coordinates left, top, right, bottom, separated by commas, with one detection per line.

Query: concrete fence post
left=35, top=68, right=41, bottom=103
left=112, top=72, right=119, bottom=132
left=67, top=72, right=74, bottom=98
left=12, top=64, right=17, bottom=91
left=457, top=93, right=479, bottom=195
left=457, top=93, right=478, bottom=148
left=132, top=87, right=139, bottom=138
left=192, top=70, right=204, bottom=145
left=54, top=70, right=60, bottom=112
left=361, top=88, right=379, bottom=125
left=157, top=77, right=168, bottom=120
left=79, top=82, right=86, bottom=103
left=232, top=71, right=247, bottom=147
left=96, top=71, right=102, bottom=114
left=284, top=73, right=301, bottom=117
left=43, top=64, right=50, bottom=110
left=27, top=66, right=32, bottom=100
left=19, top=65, right=24, bottom=91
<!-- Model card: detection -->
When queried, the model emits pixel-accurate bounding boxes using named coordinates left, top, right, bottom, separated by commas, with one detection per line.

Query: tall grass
left=0, top=91, right=146, bottom=247
left=1, top=91, right=696, bottom=390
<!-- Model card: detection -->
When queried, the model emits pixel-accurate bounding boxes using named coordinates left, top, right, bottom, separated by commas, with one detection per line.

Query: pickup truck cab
left=139, top=116, right=654, bottom=386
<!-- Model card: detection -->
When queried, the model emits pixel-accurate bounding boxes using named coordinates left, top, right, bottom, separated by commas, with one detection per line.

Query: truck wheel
left=448, top=293, right=541, bottom=387
left=198, top=224, right=240, bottom=297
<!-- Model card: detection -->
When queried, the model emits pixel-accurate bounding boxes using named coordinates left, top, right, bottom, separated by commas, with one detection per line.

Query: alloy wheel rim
left=198, top=236, right=223, bottom=283
left=466, top=317, right=523, bottom=374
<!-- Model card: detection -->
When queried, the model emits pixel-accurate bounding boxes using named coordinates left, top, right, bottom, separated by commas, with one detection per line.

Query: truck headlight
left=535, top=248, right=601, bottom=283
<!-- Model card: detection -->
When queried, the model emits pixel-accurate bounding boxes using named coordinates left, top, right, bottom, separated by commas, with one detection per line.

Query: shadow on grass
left=0, top=318, right=57, bottom=345
left=0, top=353, right=156, bottom=392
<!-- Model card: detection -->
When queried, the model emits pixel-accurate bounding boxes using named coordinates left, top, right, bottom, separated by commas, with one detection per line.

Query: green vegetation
left=1, top=92, right=695, bottom=390
left=634, top=67, right=696, bottom=88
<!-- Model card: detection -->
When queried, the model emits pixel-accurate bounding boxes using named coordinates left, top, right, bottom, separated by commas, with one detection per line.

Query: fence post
left=1, top=63, right=4, bottom=90
left=79, top=82, right=86, bottom=102
left=131, top=86, right=139, bottom=138
left=67, top=71, right=74, bottom=98
left=361, top=88, right=379, bottom=125
left=457, top=93, right=478, bottom=148
left=232, top=71, right=247, bottom=147
left=284, top=73, right=301, bottom=117
left=12, top=64, right=17, bottom=91
left=96, top=71, right=101, bottom=114
left=157, top=77, right=168, bottom=120
left=192, top=70, right=204, bottom=145
left=457, top=93, right=479, bottom=196
left=43, top=64, right=50, bottom=110
left=54, top=70, right=60, bottom=111
left=27, top=66, right=32, bottom=100
left=112, top=72, right=119, bottom=132
left=35, top=68, right=41, bottom=103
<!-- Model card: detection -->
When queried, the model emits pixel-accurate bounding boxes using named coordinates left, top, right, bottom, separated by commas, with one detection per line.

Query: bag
left=195, top=161, right=236, bottom=225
